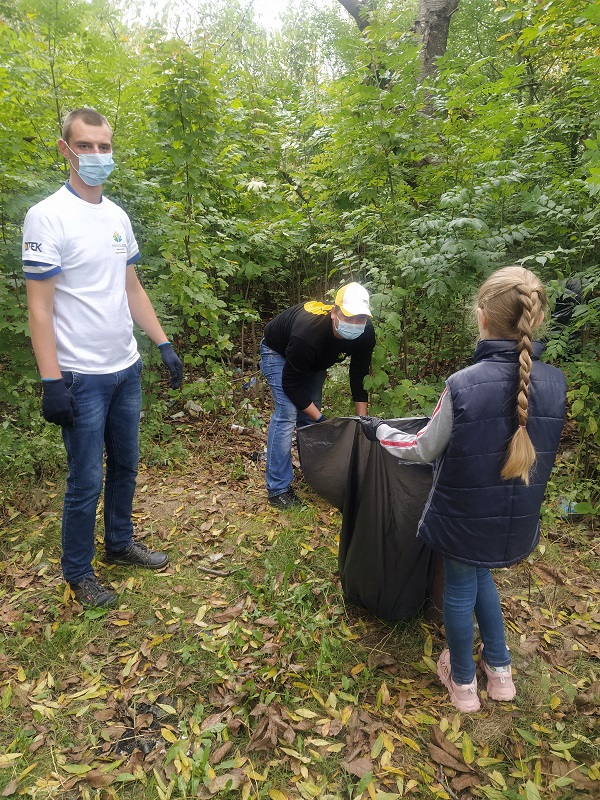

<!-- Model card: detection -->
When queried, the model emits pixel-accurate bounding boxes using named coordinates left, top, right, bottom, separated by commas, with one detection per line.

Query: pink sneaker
left=479, top=648, right=516, bottom=701
left=437, top=649, right=480, bottom=713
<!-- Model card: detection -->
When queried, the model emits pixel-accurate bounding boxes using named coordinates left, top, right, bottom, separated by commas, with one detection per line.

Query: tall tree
left=337, top=0, right=376, bottom=31
left=413, top=0, right=459, bottom=81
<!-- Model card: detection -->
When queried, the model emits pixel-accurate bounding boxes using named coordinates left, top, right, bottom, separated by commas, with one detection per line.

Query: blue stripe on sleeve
left=127, top=252, right=141, bottom=265
left=24, top=266, right=62, bottom=280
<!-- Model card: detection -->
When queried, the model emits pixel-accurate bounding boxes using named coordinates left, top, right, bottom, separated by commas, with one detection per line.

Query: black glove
left=358, top=416, right=383, bottom=442
left=158, top=342, right=183, bottom=389
left=316, top=414, right=327, bottom=423
left=42, top=379, right=79, bottom=427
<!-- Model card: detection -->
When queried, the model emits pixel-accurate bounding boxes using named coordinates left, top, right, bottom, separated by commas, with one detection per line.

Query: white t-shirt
left=22, top=183, right=141, bottom=373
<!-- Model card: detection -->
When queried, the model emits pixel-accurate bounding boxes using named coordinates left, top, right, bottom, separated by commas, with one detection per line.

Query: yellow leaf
left=193, top=605, right=208, bottom=625
left=16, top=667, right=26, bottom=682
left=326, top=743, right=345, bottom=753
left=245, top=768, right=266, bottom=781
left=490, top=770, right=506, bottom=788
left=0, top=753, right=22, bottom=768
left=280, top=748, right=311, bottom=764
left=400, top=736, right=421, bottom=752
left=269, top=791, right=288, bottom=800
left=351, top=663, right=365, bottom=675
left=422, top=656, right=437, bottom=672
left=295, top=708, right=318, bottom=719
left=462, top=732, right=475, bottom=764
left=371, top=734, right=384, bottom=759
left=439, top=717, right=449, bottom=733
left=17, top=763, right=38, bottom=780
left=424, top=634, right=433, bottom=657
left=340, top=620, right=358, bottom=639
left=111, top=619, right=130, bottom=627
left=549, top=695, right=561, bottom=710
left=157, top=703, right=178, bottom=715
left=63, top=764, right=92, bottom=775
left=309, top=688, right=326, bottom=706
left=161, top=728, right=178, bottom=744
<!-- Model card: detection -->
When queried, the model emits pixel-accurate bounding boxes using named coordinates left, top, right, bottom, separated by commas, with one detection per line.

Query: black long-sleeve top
left=263, top=301, right=376, bottom=410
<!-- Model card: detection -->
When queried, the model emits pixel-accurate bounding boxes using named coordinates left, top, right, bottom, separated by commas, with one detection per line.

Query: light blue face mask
left=336, top=317, right=366, bottom=340
left=67, top=144, right=115, bottom=186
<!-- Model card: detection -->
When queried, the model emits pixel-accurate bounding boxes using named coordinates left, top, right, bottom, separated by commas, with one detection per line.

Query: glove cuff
left=157, top=341, right=170, bottom=349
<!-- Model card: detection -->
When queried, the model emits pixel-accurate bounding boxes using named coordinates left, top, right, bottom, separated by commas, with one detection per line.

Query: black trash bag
left=298, top=417, right=435, bottom=621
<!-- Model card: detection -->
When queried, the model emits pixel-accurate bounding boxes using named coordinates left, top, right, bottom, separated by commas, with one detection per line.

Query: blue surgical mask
left=336, top=317, right=366, bottom=340
left=67, top=144, right=115, bottom=186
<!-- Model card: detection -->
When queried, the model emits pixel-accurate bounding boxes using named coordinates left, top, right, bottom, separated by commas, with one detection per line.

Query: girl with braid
left=371, top=267, right=566, bottom=712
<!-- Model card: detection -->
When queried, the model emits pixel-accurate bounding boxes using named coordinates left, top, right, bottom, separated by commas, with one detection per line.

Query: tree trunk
left=413, top=0, right=460, bottom=82
left=337, top=0, right=377, bottom=32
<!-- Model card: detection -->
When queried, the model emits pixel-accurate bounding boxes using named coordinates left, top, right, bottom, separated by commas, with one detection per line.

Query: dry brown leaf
left=134, top=713, right=154, bottom=731
left=340, top=756, right=372, bottom=778
left=367, top=652, right=397, bottom=670
left=428, top=743, right=471, bottom=773
left=84, top=770, right=115, bottom=789
left=451, top=773, right=482, bottom=791
left=246, top=704, right=295, bottom=752
left=1, top=778, right=19, bottom=797
left=254, top=616, right=278, bottom=627
left=94, top=708, right=116, bottom=722
left=548, top=757, right=598, bottom=790
left=206, top=768, right=246, bottom=793
left=211, top=740, right=233, bottom=764
left=212, top=598, right=246, bottom=624
left=430, top=725, right=464, bottom=762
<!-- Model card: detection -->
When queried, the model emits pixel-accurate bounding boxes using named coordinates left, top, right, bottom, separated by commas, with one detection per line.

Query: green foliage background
left=0, top=0, right=598, bottom=500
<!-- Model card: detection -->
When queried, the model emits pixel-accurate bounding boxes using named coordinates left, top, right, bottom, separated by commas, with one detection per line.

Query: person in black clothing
left=260, top=283, right=376, bottom=508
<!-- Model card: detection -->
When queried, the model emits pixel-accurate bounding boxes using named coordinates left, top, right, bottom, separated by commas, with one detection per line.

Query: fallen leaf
left=1, top=779, right=18, bottom=797
left=341, top=756, right=372, bottom=778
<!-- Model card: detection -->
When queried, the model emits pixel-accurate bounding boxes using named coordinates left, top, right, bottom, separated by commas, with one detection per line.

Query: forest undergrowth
left=0, top=415, right=598, bottom=800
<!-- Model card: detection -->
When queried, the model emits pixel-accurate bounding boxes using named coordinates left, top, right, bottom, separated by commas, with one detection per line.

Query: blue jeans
left=443, top=556, right=511, bottom=684
left=60, top=359, right=143, bottom=582
left=260, top=340, right=326, bottom=498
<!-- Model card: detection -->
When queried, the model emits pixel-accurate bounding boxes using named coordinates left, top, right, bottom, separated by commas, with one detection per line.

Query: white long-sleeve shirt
left=376, top=388, right=453, bottom=463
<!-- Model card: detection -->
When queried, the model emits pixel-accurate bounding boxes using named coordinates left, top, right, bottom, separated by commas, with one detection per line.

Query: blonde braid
left=502, top=282, right=537, bottom=484
left=477, top=266, right=547, bottom=486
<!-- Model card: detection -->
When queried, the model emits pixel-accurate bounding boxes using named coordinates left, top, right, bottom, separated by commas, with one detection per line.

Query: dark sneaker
left=268, top=490, right=302, bottom=509
left=106, top=541, right=169, bottom=569
left=69, top=576, right=117, bottom=607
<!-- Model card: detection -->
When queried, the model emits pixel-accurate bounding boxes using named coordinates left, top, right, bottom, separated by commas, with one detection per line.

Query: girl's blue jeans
left=443, top=556, right=512, bottom=684
left=60, top=359, right=143, bottom=582
left=260, top=340, right=326, bottom=498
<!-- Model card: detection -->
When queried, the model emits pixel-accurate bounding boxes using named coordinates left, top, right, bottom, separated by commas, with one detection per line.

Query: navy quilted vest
left=417, top=340, right=566, bottom=567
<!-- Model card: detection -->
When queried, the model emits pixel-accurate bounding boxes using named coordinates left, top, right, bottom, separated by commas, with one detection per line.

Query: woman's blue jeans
left=260, top=341, right=326, bottom=498
left=443, top=556, right=511, bottom=684
left=60, top=359, right=143, bottom=582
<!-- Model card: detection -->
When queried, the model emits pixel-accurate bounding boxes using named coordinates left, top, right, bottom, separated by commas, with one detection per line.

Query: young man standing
left=22, top=107, right=183, bottom=607
left=260, top=283, right=376, bottom=508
